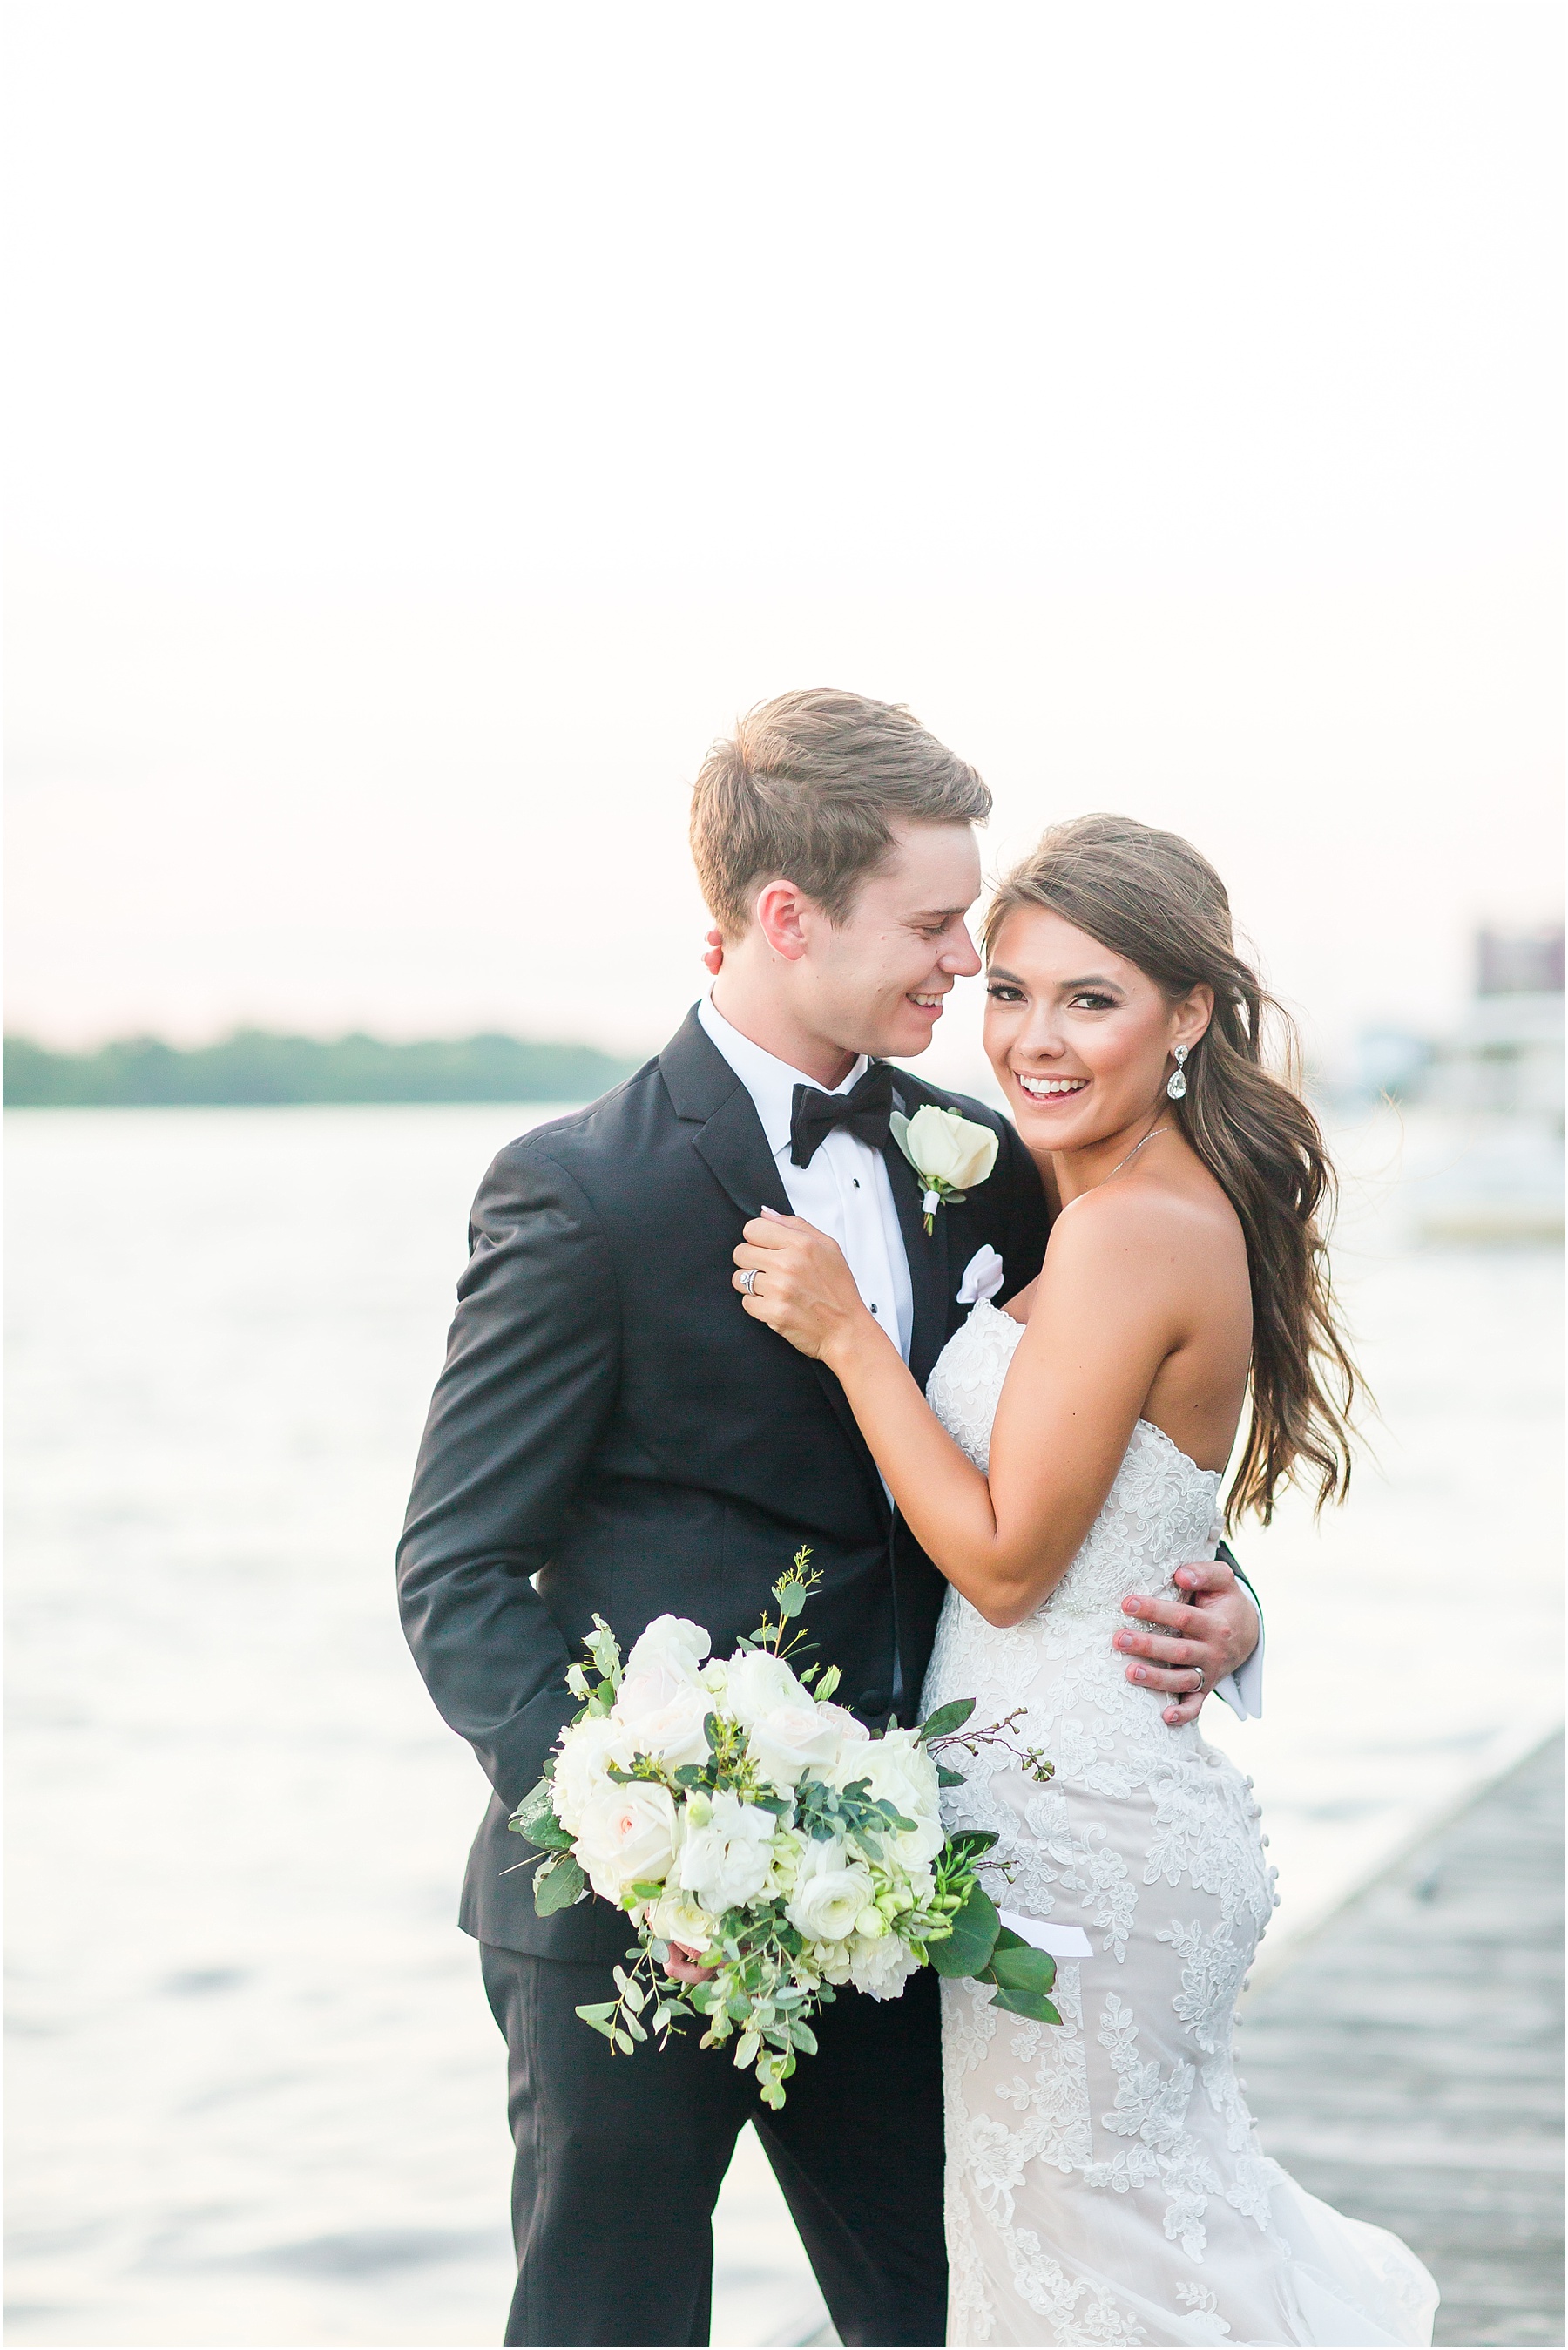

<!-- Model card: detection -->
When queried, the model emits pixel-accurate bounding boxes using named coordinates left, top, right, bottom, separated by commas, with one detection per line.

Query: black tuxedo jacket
left=397, top=1007, right=1052, bottom=1959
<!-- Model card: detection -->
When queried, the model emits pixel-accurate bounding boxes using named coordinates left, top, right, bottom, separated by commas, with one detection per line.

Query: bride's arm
left=734, top=1199, right=1186, bottom=1627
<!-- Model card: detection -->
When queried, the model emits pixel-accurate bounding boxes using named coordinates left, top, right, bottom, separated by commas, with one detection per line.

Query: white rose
left=677, top=1790, right=777, bottom=1913
left=784, top=1839, right=875, bottom=1943
left=848, top=1928, right=921, bottom=2001
left=616, top=1615, right=711, bottom=1717
left=834, top=1727, right=946, bottom=1867
left=613, top=1680, right=713, bottom=1771
left=903, top=1104, right=999, bottom=1193
left=551, top=1713, right=633, bottom=1836
left=646, top=1890, right=718, bottom=1951
left=814, top=1701, right=870, bottom=1747
left=573, top=1778, right=681, bottom=1906
left=747, top=1699, right=842, bottom=1790
left=723, top=1649, right=808, bottom=1729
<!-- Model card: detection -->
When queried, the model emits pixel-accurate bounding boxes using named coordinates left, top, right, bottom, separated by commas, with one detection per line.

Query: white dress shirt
left=699, top=992, right=1260, bottom=1717
left=700, top=993, right=913, bottom=1361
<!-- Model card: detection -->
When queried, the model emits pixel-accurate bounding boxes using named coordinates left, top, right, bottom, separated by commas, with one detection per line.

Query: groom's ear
left=754, top=878, right=815, bottom=964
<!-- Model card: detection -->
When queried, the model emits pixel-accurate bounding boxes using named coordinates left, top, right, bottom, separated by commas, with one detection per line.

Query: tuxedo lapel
left=882, top=1101, right=950, bottom=1390
left=688, top=1068, right=793, bottom=1223
left=665, top=1009, right=887, bottom=1510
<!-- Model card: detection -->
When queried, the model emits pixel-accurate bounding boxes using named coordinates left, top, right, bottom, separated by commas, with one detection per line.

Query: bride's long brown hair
left=984, top=813, right=1360, bottom=1526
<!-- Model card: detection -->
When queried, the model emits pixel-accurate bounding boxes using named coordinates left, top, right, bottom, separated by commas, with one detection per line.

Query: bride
left=731, top=815, right=1437, bottom=2348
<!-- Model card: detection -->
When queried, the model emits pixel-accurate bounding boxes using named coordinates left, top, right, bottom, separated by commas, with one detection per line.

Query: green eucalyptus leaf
left=985, top=1943, right=1058, bottom=1997
left=988, top=1985, right=1062, bottom=2025
left=936, top=1765, right=967, bottom=1788
left=509, top=1776, right=574, bottom=1849
left=927, top=1881, right=1000, bottom=1979
left=918, top=1698, right=977, bottom=1744
left=533, top=1853, right=586, bottom=1916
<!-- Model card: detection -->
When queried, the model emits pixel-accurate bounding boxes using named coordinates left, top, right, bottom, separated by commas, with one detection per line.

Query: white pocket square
left=956, top=1244, right=1005, bottom=1306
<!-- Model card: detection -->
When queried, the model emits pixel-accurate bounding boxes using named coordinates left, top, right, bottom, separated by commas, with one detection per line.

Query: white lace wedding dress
left=920, top=1299, right=1437, bottom=2348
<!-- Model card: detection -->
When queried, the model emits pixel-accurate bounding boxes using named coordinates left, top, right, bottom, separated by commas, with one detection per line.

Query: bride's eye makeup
left=1066, top=989, right=1119, bottom=1012
left=985, top=981, right=1026, bottom=1004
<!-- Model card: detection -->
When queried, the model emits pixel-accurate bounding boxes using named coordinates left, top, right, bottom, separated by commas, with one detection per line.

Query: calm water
left=6, top=1104, right=1561, bottom=2347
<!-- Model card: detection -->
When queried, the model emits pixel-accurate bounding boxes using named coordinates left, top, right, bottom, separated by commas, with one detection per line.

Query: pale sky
left=7, top=2, right=1563, bottom=1089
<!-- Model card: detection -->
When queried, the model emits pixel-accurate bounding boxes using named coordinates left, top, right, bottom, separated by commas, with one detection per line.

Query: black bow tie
left=788, top=1062, right=896, bottom=1168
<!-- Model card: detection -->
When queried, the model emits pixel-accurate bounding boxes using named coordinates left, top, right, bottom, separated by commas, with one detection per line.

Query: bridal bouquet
left=508, top=1552, right=1060, bottom=2108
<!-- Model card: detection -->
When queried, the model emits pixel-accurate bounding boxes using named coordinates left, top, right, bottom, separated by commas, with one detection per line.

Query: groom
left=397, top=689, right=1262, bottom=2349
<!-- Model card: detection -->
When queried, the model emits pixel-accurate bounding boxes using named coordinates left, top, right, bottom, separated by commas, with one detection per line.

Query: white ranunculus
left=747, top=1699, right=842, bottom=1790
left=834, top=1727, right=946, bottom=1867
left=613, top=1680, right=713, bottom=1771
left=784, top=1839, right=875, bottom=1943
left=723, top=1649, right=808, bottom=1730
left=808, top=1938, right=855, bottom=1986
left=903, top=1105, right=999, bottom=1193
left=616, top=1615, right=712, bottom=1718
left=699, top=1658, right=729, bottom=1697
left=765, top=1827, right=806, bottom=1898
left=848, top=1928, right=921, bottom=2001
left=646, top=1890, right=717, bottom=1951
left=574, top=1778, right=681, bottom=1906
left=551, top=1713, right=634, bottom=1835
left=677, top=1790, right=777, bottom=1913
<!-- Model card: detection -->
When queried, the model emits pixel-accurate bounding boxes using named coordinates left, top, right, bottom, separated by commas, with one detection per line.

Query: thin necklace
left=1105, top=1123, right=1173, bottom=1181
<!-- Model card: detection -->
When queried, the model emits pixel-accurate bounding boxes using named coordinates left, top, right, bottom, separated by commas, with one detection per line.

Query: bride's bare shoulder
left=1045, top=1163, right=1245, bottom=1283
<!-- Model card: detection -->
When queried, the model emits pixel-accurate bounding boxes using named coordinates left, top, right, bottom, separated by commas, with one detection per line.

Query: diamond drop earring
left=1166, top=1045, right=1189, bottom=1101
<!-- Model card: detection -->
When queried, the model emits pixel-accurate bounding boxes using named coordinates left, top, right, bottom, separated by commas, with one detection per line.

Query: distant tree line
left=3, top=1030, right=643, bottom=1107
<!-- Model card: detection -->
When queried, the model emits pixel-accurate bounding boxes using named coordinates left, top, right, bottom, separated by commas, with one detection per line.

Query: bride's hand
left=733, top=1210, right=876, bottom=1364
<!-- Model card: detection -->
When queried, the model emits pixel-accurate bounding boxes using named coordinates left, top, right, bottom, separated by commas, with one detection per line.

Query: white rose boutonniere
left=891, top=1103, right=1000, bottom=1232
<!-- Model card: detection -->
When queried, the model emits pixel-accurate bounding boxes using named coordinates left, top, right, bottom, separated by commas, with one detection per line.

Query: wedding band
left=739, top=1269, right=760, bottom=1296
left=1192, top=1668, right=1206, bottom=1693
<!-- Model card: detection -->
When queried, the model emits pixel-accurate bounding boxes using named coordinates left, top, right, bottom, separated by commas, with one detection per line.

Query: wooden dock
left=1239, top=1730, right=1565, bottom=2348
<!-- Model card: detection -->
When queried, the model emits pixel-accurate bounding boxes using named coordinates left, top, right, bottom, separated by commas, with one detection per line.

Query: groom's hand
left=1113, top=1557, right=1260, bottom=1728
left=665, top=1941, right=719, bottom=1986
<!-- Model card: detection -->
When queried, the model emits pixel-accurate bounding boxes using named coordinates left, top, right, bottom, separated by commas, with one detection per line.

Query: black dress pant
left=481, top=1942, right=947, bottom=2349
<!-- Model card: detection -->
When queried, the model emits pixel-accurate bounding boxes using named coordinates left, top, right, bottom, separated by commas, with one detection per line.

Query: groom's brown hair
left=690, top=688, right=990, bottom=937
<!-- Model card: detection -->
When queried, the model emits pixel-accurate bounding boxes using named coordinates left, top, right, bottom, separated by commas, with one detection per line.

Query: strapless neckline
left=960, top=1297, right=1225, bottom=1489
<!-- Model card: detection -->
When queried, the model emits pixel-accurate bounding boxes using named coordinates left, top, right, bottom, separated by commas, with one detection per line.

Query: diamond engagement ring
left=739, top=1269, right=760, bottom=1296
